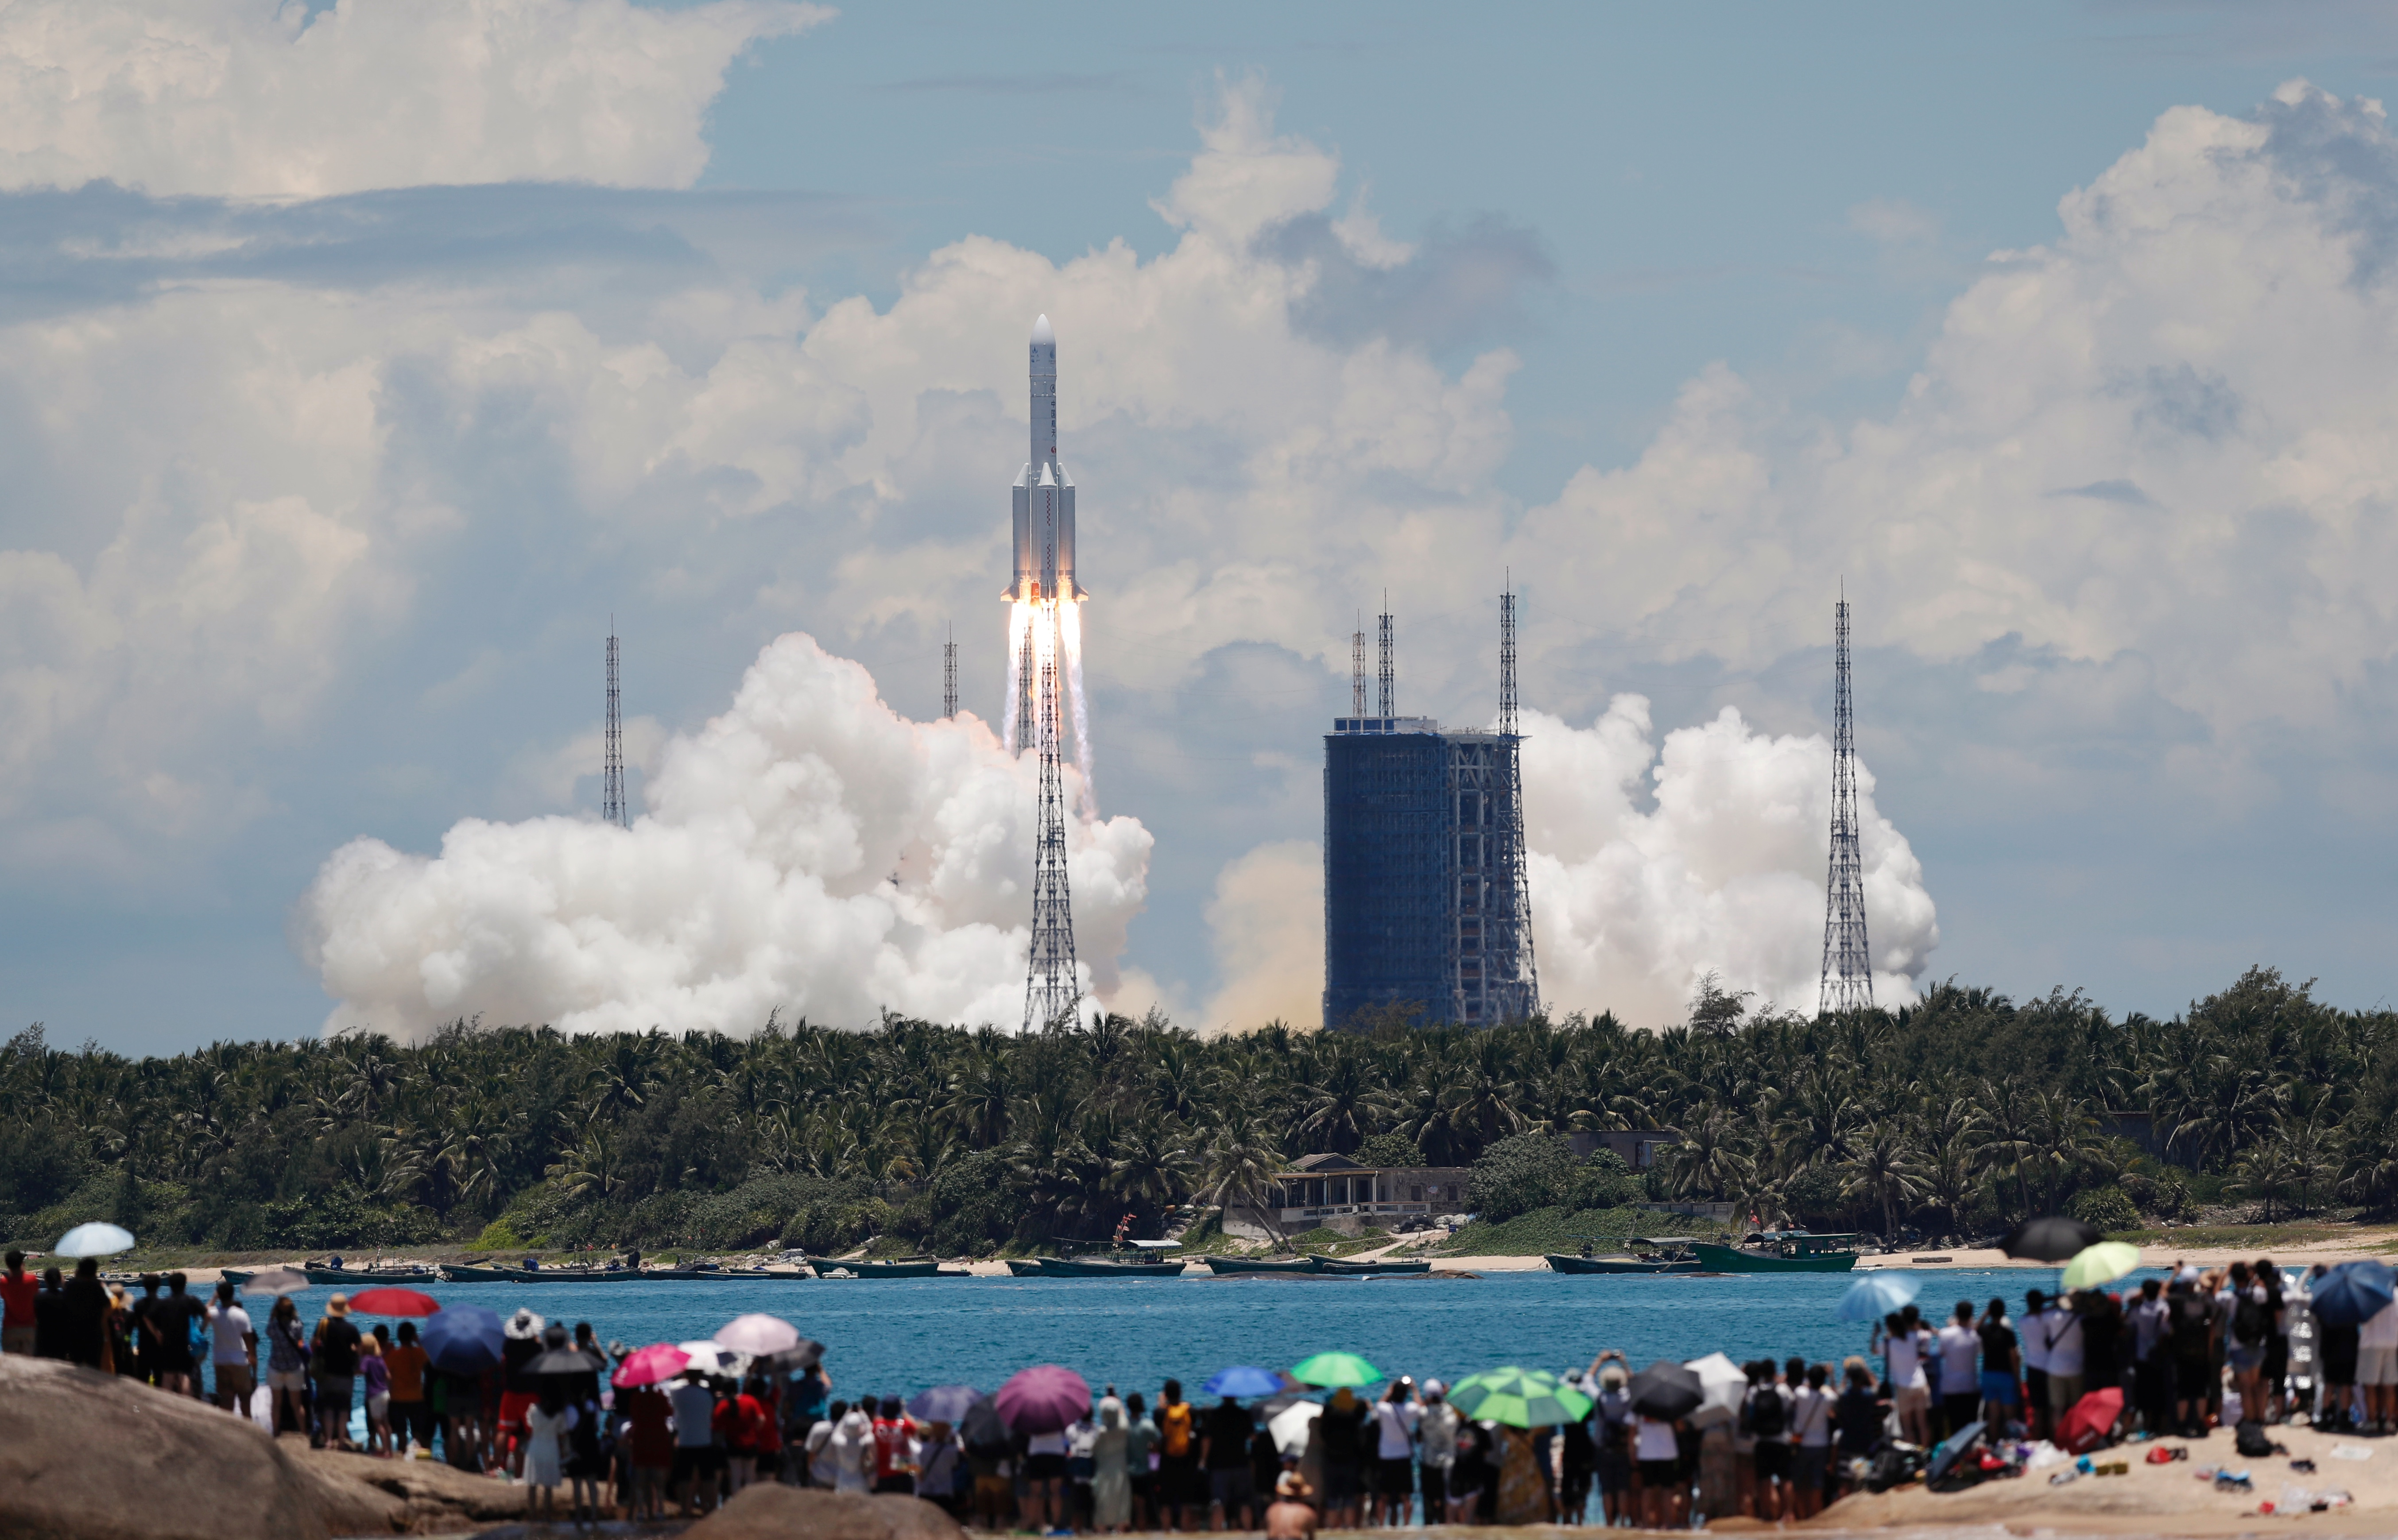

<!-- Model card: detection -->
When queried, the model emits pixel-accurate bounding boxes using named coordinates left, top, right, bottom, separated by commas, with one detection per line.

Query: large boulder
left=0, top=1355, right=532, bottom=1539
left=683, top=1485, right=966, bottom=1540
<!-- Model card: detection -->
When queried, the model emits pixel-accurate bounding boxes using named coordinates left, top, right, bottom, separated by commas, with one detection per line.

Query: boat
left=296, top=1262, right=445, bottom=1286
left=1545, top=1237, right=1702, bottom=1275
left=1687, top=1232, right=1862, bottom=1273
left=1317, top=1258, right=1432, bottom=1276
left=809, top=1258, right=944, bottom=1279
left=1201, top=1255, right=1323, bottom=1275
left=1003, top=1259, right=1046, bottom=1277
left=1032, top=1255, right=1189, bottom=1278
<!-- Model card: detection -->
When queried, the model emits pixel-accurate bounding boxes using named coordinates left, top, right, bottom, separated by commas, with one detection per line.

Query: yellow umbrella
left=2061, top=1241, right=2141, bottom=1291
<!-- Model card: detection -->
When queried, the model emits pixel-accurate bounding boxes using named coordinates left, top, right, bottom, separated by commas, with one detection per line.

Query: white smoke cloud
left=298, top=633, right=1152, bottom=1039
left=1197, top=839, right=1323, bottom=1033
left=1522, top=699, right=1937, bottom=1029
left=0, top=0, right=828, bottom=196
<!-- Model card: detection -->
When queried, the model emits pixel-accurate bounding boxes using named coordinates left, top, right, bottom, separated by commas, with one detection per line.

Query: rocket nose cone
left=1030, top=313, right=1054, bottom=345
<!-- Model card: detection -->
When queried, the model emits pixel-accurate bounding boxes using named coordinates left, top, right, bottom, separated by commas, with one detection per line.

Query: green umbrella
left=1446, top=1367, right=1595, bottom=1429
left=1290, top=1351, right=1383, bottom=1388
left=2061, top=1241, right=2142, bottom=1292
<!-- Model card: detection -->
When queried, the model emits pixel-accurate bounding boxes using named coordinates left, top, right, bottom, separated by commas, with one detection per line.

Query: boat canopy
left=1126, top=1239, right=1185, bottom=1250
left=1628, top=1236, right=1697, bottom=1246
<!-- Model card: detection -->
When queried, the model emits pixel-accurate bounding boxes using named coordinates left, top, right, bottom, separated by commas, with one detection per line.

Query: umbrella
left=908, top=1384, right=984, bottom=1423
left=348, top=1287, right=441, bottom=1317
left=1445, top=1367, right=1594, bottom=1428
left=1685, top=1353, right=1749, bottom=1428
left=680, top=1341, right=742, bottom=1375
left=1628, top=1360, right=1704, bottom=1421
left=765, top=1340, right=826, bottom=1373
left=714, top=1313, right=801, bottom=1356
left=1836, top=1272, right=1921, bottom=1323
left=2061, top=1242, right=2142, bottom=1292
left=612, top=1343, right=690, bottom=1389
left=995, top=1364, right=1092, bottom=1434
left=1999, top=1215, right=2100, bottom=1262
left=2053, top=1387, right=2123, bottom=1454
left=530, top=1347, right=600, bottom=1376
left=54, top=1223, right=136, bottom=1258
left=241, top=1266, right=310, bottom=1297
left=1203, top=1365, right=1285, bottom=1399
left=1289, top=1351, right=1383, bottom=1388
left=1925, top=1419, right=1985, bottom=1484
left=961, top=1395, right=1011, bottom=1452
left=421, top=1303, right=505, bottom=1374
left=1267, top=1398, right=1322, bottom=1457
left=2309, top=1260, right=2397, bottom=1327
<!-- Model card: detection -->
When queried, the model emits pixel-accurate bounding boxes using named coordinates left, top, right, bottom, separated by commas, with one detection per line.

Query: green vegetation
left=1436, top=1204, right=1683, bottom=1257
left=0, top=965, right=2389, bottom=1254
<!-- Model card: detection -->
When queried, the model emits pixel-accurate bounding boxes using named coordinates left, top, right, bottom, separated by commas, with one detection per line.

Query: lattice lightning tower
left=943, top=623, right=958, bottom=720
left=1376, top=597, right=1395, bottom=718
left=602, top=626, right=628, bottom=829
left=1023, top=602, right=1080, bottom=1029
left=1818, top=594, right=1873, bottom=1013
left=1351, top=617, right=1367, bottom=717
left=1497, top=580, right=1539, bottom=1017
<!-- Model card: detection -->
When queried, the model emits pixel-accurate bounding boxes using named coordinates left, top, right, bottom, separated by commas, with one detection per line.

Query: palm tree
left=1190, top=1112, right=1286, bottom=1236
left=1839, top=1120, right=1927, bottom=1242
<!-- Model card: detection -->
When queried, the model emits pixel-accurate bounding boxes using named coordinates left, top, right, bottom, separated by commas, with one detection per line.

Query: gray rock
left=682, top=1485, right=966, bottom=1540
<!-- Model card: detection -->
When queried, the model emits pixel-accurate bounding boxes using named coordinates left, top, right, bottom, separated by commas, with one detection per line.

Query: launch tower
left=1818, top=594, right=1873, bottom=1013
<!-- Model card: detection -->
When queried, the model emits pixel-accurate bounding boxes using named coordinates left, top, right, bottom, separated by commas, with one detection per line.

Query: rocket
left=1009, top=314, right=1083, bottom=604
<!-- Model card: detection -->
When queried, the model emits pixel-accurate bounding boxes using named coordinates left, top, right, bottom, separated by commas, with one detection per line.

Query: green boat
left=1688, top=1232, right=1862, bottom=1273
left=1003, top=1259, right=1046, bottom=1277
left=1545, top=1237, right=1701, bottom=1274
left=1032, top=1255, right=1189, bottom=1278
left=810, top=1258, right=944, bottom=1278
left=1318, top=1258, right=1432, bottom=1276
left=1201, top=1255, right=1323, bottom=1275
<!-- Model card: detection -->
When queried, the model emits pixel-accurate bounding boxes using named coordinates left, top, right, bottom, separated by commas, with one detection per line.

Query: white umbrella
left=680, top=1340, right=744, bottom=1375
left=1684, top=1352, right=1747, bottom=1428
left=1267, top=1398, right=1321, bottom=1457
left=242, top=1266, right=311, bottom=1297
left=714, top=1312, right=801, bottom=1357
left=54, top=1223, right=135, bottom=1258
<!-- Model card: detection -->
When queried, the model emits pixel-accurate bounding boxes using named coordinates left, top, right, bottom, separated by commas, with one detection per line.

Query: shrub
left=1355, top=1133, right=1426, bottom=1168
left=1467, top=1134, right=1580, bottom=1222
left=1568, top=1149, right=1642, bottom=1210
left=472, top=1216, right=526, bottom=1252
left=2068, top=1185, right=2140, bottom=1234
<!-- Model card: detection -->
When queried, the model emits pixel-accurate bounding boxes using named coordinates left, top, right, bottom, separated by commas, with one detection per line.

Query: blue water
left=310, top=1266, right=2144, bottom=1396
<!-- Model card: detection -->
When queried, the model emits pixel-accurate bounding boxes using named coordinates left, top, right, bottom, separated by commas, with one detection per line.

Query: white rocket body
left=1010, top=314, right=1081, bottom=604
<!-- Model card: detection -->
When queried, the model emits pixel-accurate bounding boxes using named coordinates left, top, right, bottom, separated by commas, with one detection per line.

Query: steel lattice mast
left=602, top=626, right=628, bottom=829
left=1497, top=581, right=1539, bottom=1018
left=943, top=623, right=958, bottom=720
left=1819, top=593, right=1873, bottom=1013
left=1376, top=597, right=1395, bottom=718
left=1023, top=588, right=1080, bottom=1029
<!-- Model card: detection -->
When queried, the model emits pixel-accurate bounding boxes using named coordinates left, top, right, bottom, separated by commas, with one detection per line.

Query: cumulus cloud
left=298, top=633, right=1152, bottom=1039
left=0, top=0, right=828, bottom=197
left=1196, top=839, right=1322, bottom=1033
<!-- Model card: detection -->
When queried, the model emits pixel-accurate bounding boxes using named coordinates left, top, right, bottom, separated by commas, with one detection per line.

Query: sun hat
left=326, top=1293, right=350, bottom=1316
left=505, top=1308, right=545, bottom=1340
left=1599, top=1366, right=1627, bottom=1388
left=1422, top=1378, right=1445, bottom=1397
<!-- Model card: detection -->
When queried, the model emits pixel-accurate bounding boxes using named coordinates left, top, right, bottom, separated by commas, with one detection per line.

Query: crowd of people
left=1, top=1247, right=2388, bottom=1530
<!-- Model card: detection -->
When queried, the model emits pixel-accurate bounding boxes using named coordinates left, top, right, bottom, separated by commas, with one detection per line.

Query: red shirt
left=873, top=1414, right=915, bottom=1478
left=0, top=1269, right=37, bottom=1330
left=622, top=1387, right=674, bottom=1467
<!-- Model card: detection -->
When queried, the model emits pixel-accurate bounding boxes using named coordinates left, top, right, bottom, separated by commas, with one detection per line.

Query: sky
left=5, top=0, right=2398, bottom=1055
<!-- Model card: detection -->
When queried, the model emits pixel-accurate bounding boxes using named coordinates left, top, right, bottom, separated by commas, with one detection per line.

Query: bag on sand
left=2235, top=1420, right=2278, bottom=1459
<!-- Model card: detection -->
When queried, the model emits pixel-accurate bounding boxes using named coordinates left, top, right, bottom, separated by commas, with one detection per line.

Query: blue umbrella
left=908, top=1384, right=984, bottom=1422
left=421, top=1302, right=505, bottom=1373
left=1836, top=1271, right=1921, bottom=1323
left=2310, top=1261, right=2396, bottom=1327
left=1203, top=1365, right=1285, bottom=1398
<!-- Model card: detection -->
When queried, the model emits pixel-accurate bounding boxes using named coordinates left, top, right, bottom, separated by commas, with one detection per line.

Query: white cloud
left=298, top=632, right=1153, bottom=1038
left=1197, top=839, right=1322, bottom=1033
left=0, top=0, right=829, bottom=196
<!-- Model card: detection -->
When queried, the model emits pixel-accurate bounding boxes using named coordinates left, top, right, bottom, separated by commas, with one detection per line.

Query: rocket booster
left=1009, top=314, right=1082, bottom=604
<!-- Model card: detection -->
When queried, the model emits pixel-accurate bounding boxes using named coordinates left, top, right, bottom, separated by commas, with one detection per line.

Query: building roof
left=1285, top=1153, right=1368, bottom=1172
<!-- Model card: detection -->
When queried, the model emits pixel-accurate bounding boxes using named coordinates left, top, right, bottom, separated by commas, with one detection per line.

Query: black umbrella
left=1925, top=1419, right=1984, bottom=1485
left=1627, top=1360, right=1703, bottom=1421
left=1999, top=1215, right=2099, bottom=1262
left=960, top=1394, right=1011, bottom=1452
left=530, top=1348, right=600, bottom=1376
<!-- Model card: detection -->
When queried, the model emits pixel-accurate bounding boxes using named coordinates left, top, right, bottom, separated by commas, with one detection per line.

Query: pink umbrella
left=713, top=1312, right=801, bottom=1357
left=611, top=1343, right=692, bottom=1389
left=996, top=1364, right=1091, bottom=1435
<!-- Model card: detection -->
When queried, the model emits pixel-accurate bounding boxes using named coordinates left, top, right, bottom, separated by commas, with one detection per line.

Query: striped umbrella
left=1445, top=1367, right=1594, bottom=1428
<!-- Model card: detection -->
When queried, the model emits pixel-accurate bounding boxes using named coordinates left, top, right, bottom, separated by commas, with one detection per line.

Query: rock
left=0, top=1355, right=532, bottom=1539
left=682, top=1484, right=967, bottom=1540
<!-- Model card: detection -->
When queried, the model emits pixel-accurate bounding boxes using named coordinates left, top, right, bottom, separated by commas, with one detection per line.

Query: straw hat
left=326, top=1293, right=350, bottom=1316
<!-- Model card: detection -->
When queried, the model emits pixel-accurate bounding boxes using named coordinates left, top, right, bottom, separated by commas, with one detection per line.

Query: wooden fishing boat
left=437, top=1262, right=649, bottom=1283
left=1545, top=1237, right=1702, bottom=1274
left=1688, top=1232, right=1861, bottom=1273
left=297, top=1263, right=445, bottom=1286
left=1003, top=1259, right=1046, bottom=1277
left=1317, top=1258, right=1432, bottom=1276
left=810, top=1258, right=943, bottom=1278
left=1032, top=1254, right=1189, bottom=1278
left=1201, top=1255, right=1323, bottom=1275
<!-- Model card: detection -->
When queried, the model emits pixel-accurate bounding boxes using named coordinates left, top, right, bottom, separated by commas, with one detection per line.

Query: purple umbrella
left=995, top=1364, right=1092, bottom=1435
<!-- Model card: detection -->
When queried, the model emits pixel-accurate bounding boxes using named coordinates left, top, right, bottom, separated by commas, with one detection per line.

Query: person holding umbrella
left=1624, top=1361, right=1701, bottom=1532
left=262, top=1295, right=310, bottom=1436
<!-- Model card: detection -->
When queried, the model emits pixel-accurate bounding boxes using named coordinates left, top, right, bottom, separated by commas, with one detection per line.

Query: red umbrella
left=2054, top=1386, right=2123, bottom=1454
left=612, top=1343, right=692, bottom=1390
left=995, top=1364, right=1091, bottom=1435
left=348, top=1287, right=442, bottom=1317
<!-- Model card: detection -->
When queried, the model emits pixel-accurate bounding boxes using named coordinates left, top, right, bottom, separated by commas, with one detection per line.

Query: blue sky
left=3, top=0, right=2396, bottom=1053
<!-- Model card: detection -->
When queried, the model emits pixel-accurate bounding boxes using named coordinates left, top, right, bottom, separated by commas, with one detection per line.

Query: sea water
left=345, top=1265, right=2162, bottom=1395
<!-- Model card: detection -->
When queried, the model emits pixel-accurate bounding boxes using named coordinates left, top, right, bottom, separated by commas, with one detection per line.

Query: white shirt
left=1936, top=1323, right=1977, bottom=1387
left=1886, top=1328, right=1929, bottom=1389
left=206, top=1302, right=252, bottom=1366
left=2045, top=1308, right=2085, bottom=1377
left=805, top=1420, right=839, bottom=1486
left=1418, top=1402, right=1459, bottom=1468
left=830, top=1410, right=875, bottom=1492
left=1373, top=1400, right=1419, bottom=1459
left=2019, top=1309, right=2053, bottom=1373
left=2130, top=1296, right=2169, bottom=1361
left=668, top=1383, right=717, bottom=1448
left=1635, top=1416, right=1677, bottom=1461
left=1788, top=1386, right=1832, bottom=1448
left=2360, top=1300, right=2398, bottom=1348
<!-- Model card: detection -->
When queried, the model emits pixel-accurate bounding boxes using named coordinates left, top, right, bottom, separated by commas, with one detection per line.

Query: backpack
left=1161, top=1401, right=1193, bottom=1457
left=2171, top=1294, right=2211, bottom=1354
left=1746, top=1386, right=1786, bottom=1440
left=2234, top=1293, right=2270, bottom=1344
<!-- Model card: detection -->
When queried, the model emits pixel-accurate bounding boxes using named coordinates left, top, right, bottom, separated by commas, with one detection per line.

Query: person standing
left=806, top=1398, right=849, bottom=1491
left=206, top=1281, right=255, bottom=1416
left=785, top=1361, right=830, bottom=1483
left=1976, top=1299, right=2021, bottom=1435
left=2359, top=1287, right=2398, bottom=1434
left=1742, top=1359, right=1790, bottom=1522
left=0, top=1250, right=38, bottom=1356
left=2169, top=1271, right=2219, bottom=1437
left=2018, top=1288, right=2054, bottom=1438
left=154, top=1273, right=206, bottom=1397
left=1156, top=1380, right=1198, bottom=1531
left=523, top=1385, right=571, bottom=1521
left=1879, top=1310, right=1932, bottom=1445
left=1632, top=1410, right=1684, bottom=1531
left=312, top=1294, right=363, bottom=1451
left=1093, top=1398, right=1133, bottom=1534
left=128, top=1274, right=164, bottom=1384
left=60, top=1258, right=109, bottom=1369
left=619, top=1379, right=675, bottom=1518
left=1586, top=1364, right=1632, bottom=1527
left=1368, top=1378, right=1418, bottom=1527
left=1314, top=1385, right=1368, bottom=1530
left=1935, top=1302, right=1980, bottom=1438
left=2128, top=1278, right=2170, bottom=1433
left=2045, top=1292, right=2088, bottom=1429
left=384, top=1322, right=430, bottom=1454
left=31, top=1266, right=65, bottom=1360
left=361, top=1335, right=393, bottom=1455
left=1786, top=1362, right=1833, bottom=1521
left=263, top=1295, right=310, bottom=1435
left=669, top=1368, right=725, bottom=1515
left=1417, top=1380, right=1460, bottom=1524
left=1204, top=1394, right=1258, bottom=1530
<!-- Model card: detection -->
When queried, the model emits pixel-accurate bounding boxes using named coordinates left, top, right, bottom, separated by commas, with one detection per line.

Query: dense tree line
left=2, top=966, right=2392, bottom=1255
